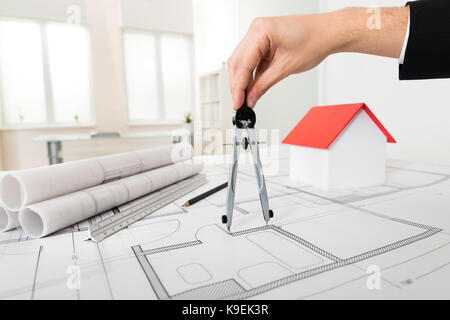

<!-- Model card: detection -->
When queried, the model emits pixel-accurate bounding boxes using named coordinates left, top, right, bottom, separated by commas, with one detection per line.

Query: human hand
left=228, top=7, right=409, bottom=110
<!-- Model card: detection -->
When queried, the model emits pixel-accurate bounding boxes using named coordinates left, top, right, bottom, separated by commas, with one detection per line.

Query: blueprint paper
left=0, top=206, right=19, bottom=232
left=0, top=144, right=191, bottom=211
left=18, top=162, right=203, bottom=238
left=0, top=147, right=449, bottom=300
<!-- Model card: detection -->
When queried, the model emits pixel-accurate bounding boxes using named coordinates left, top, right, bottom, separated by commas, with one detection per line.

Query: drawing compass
left=222, top=99, right=273, bottom=231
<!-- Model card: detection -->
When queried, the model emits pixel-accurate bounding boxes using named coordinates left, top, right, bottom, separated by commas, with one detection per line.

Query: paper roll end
left=0, top=207, right=8, bottom=232
left=19, top=207, right=45, bottom=238
left=0, top=173, right=24, bottom=211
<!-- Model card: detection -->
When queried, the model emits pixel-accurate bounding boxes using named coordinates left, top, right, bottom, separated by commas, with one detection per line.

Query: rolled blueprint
left=0, top=206, right=19, bottom=232
left=19, top=162, right=203, bottom=238
left=0, top=144, right=191, bottom=211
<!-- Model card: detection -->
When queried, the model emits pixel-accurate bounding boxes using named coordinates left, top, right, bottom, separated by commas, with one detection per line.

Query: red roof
left=282, top=103, right=396, bottom=149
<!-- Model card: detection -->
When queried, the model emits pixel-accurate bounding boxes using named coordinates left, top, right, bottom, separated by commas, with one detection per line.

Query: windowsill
left=0, top=120, right=188, bottom=132
left=0, top=123, right=96, bottom=132
left=128, top=120, right=185, bottom=127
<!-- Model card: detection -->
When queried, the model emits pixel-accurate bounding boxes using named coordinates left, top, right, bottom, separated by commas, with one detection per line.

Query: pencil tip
left=182, top=202, right=189, bottom=207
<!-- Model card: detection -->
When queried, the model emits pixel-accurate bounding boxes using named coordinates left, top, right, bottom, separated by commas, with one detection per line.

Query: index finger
left=228, top=34, right=270, bottom=110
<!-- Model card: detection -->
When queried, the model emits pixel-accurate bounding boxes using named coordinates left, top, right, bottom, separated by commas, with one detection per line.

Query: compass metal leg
left=247, top=128, right=271, bottom=224
left=224, top=104, right=272, bottom=229
left=224, top=127, right=242, bottom=231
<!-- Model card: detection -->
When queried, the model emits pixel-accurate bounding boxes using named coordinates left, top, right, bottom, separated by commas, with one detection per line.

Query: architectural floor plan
left=0, top=147, right=449, bottom=299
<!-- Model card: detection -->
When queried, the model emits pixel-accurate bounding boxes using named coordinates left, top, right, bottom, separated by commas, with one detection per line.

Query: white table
left=33, top=130, right=191, bottom=165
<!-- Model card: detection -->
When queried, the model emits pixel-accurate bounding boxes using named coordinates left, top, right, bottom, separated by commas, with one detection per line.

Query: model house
left=282, top=103, right=396, bottom=190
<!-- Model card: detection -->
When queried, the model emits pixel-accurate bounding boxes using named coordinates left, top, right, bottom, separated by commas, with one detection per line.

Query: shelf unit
left=198, top=63, right=233, bottom=154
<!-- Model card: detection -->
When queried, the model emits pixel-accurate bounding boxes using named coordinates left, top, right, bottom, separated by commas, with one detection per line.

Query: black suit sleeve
left=399, top=0, right=450, bottom=80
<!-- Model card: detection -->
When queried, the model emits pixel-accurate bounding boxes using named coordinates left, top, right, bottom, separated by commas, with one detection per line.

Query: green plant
left=184, top=112, right=193, bottom=124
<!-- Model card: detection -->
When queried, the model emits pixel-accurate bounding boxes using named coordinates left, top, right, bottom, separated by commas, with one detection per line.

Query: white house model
left=282, top=103, right=396, bottom=190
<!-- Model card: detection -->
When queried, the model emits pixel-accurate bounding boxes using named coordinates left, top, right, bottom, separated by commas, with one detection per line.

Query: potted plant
left=183, top=112, right=193, bottom=131
left=183, top=112, right=194, bottom=145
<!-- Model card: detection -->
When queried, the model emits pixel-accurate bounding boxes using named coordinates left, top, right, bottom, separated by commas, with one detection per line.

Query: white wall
left=193, top=0, right=319, bottom=142
left=121, top=0, right=193, bottom=33
left=319, top=0, right=450, bottom=165
left=0, top=0, right=87, bottom=22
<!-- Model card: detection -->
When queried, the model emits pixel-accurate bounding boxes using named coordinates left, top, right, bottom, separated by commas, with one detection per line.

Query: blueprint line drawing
left=0, top=147, right=449, bottom=300
left=132, top=220, right=441, bottom=300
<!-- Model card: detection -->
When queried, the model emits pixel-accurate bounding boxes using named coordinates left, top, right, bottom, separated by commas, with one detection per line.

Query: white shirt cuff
left=399, top=7, right=410, bottom=65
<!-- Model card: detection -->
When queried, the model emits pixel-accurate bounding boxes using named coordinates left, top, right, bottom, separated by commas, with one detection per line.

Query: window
left=45, top=23, right=92, bottom=124
left=123, top=32, right=159, bottom=121
left=0, top=18, right=92, bottom=126
left=0, top=20, right=46, bottom=124
left=123, top=30, right=194, bottom=122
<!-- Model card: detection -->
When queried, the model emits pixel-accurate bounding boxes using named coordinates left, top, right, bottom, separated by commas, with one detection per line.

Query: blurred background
left=0, top=0, right=449, bottom=170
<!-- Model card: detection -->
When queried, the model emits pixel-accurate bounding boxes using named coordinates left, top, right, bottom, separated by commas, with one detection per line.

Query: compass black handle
left=234, top=99, right=256, bottom=129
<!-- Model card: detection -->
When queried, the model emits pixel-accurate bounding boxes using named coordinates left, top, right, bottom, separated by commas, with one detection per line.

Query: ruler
left=88, top=174, right=208, bottom=242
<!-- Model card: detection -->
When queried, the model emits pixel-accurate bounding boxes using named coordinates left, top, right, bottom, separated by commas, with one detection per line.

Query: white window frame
left=122, top=28, right=196, bottom=125
left=0, top=16, right=94, bottom=128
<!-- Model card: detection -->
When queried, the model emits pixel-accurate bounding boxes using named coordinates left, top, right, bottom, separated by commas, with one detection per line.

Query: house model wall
left=283, top=103, right=396, bottom=190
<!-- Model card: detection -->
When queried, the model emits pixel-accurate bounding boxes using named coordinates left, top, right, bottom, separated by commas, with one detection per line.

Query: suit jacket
left=399, top=0, right=450, bottom=80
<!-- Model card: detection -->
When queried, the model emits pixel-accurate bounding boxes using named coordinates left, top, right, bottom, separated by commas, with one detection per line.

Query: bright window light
left=0, top=18, right=93, bottom=126
left=0, top=20, right=47, bottom=124
left=123, top=30, right=194, bottom=122
left=46, top=23, right=92, bottom=123
left=160, top=33, right=194, bottom=120
left=123, top=32, right=159, bottom=121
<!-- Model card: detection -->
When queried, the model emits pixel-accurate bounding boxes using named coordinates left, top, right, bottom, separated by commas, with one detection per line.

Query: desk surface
left=33, top=130, right=190, bottom=142
left=1, top=146, right=449, bottom=299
